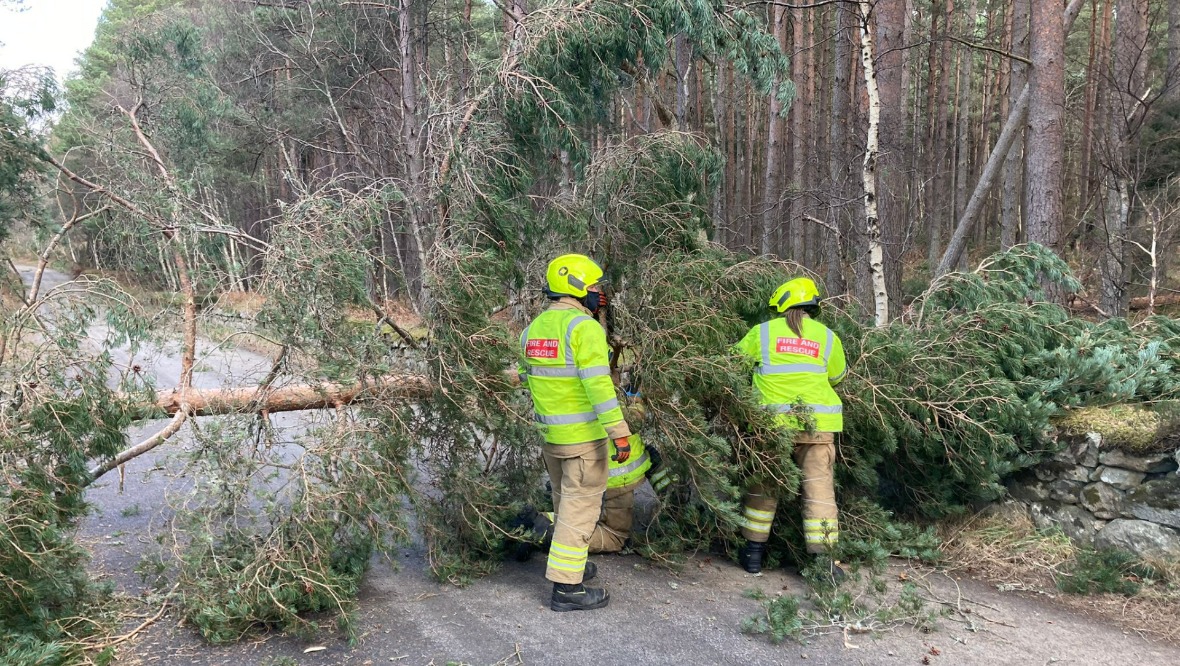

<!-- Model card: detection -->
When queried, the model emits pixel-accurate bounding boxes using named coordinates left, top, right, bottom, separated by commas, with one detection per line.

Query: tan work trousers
left=741, top=431, right=838, bottom=554
left=542, top=440, right=608, bottom=584
left=588, top=480, right=641, bottom=554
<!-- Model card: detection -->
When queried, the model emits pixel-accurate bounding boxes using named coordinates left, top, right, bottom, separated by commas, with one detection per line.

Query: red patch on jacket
left=526, top=339, right=560, bottom=359
left=775, top=337, right=821, bottom=357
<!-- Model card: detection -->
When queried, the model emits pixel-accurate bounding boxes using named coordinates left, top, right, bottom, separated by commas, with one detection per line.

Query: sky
left=0, top=0, right=108, bottom=81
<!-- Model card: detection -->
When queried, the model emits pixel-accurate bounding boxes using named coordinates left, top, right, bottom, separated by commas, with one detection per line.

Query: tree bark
left=762, top=2, right=788, bottom=256
left=858, top=1, right=889, bottom=326
left=790, top=9, right=808, bottom=260
left=827, top=1, right=855, bottom=294
left=1000, top=0, right=1030, bottom=249
left=1100, top=0, right=1149, bottom=316
left=1169, top=0, right=1180, bottom=100
left=401, top=0, right=430, bottom=305
left=152, top=376, right=434, bottom=418
left=1024, top=0, right=1067, bottom=272
left=874, top=0, right=905, bottom=319
left=935, top=0, right=1087, bottom=277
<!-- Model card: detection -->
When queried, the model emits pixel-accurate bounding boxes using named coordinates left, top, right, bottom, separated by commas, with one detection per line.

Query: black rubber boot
left=583, top=560, right=597, bottom=582
left=738, top=540, right=765, bottom=574
left=551, top=582, right=610, bottom=612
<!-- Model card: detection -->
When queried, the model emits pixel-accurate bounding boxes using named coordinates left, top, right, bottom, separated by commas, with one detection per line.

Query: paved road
left=18, top=266, right=1180, bottom=666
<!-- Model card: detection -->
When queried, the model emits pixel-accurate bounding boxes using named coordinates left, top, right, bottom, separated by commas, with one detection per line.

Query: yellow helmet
left=769, top=277, right=821, bottom=313
left=546, top=254, right=604, bottom=298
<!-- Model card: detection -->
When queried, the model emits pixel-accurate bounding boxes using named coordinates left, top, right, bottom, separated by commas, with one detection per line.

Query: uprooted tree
left=4, top=2, right=1180, bottom=664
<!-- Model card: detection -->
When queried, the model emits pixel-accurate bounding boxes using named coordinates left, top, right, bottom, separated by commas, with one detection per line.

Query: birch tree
left=858, top=0, right=889, bottom=326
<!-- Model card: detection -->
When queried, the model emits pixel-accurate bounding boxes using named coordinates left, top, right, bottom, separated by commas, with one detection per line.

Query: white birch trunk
left=858, top=1, right=889, bottom=326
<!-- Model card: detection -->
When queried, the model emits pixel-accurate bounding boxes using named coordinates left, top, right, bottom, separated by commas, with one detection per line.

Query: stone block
left=1080, top=482, right=1123, bottom=520
left=1030, top=502, right=1102, bottom=548
left=1049, top=479, right=1083, bottom=504
left=1124, top=476, right=1180, bottom=531
left=1098, top=449, right=1178, bottom=474
left=1096, top=466, right=1146, bottom=491
left=1094, top=519, right=1180, bottom=561
left=1053, top=431, right=1101, bottom=468
left=1007, top=479, right=1051, bottom=503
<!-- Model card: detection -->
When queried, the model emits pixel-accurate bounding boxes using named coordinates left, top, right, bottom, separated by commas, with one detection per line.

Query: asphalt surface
left=18, top=266, right=1180, bottom=666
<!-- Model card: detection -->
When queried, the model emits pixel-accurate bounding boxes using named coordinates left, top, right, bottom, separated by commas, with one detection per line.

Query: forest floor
left=17, top=265, right=1180, bottom=666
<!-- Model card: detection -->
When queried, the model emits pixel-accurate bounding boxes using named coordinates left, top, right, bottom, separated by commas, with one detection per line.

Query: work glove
left=611, top=437, right=631, bottom=463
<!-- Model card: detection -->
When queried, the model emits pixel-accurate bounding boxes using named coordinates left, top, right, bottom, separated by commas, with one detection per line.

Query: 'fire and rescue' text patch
left=526, top=339, right=560, bottom=359
left=775, top=337, right=821, bottom=357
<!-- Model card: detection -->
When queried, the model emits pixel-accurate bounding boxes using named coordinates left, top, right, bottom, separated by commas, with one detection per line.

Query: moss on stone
left=1055, top=405, right=1177, bottom=454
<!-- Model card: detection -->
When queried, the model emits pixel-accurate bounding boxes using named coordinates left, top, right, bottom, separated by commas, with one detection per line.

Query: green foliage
left=741, top=589, right=803, bottom=644
left=1058, top=549, right=1159, bottom=596
left=170, top=413, right=414, bottom=643
left=742, top=560, right=938, bottom=645
left=1, top=282, right=146, bottom=664
left=0, top=68, right=55, bottom=240
left=831, top=245, right=1180, bottom=518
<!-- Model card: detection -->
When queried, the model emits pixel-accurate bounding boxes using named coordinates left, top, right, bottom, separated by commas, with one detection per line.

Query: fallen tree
left=5, top=1, right=1180, bottom=661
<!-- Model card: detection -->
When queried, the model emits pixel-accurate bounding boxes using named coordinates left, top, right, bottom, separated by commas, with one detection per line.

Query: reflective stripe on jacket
left=735, top=315, right=846, bottom=432
left=607, top=432, right=651, bottom=488
left=519, top=299, right=630, bottom=444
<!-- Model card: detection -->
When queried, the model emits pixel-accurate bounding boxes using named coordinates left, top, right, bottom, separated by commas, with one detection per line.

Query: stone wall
left=1006, top=425, right=1180, bottom=562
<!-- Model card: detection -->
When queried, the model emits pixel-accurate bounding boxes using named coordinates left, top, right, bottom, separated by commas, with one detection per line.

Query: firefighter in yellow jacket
left=733, top=277, right=847, bottom=574
left=524, top=432, right=669, bottom=554
left=519, top=254, right=631, bottom=611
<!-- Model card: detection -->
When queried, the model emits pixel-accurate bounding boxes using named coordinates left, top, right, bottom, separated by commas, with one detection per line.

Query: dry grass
left=214, top=289, right=266, bottom=314
left=939, top=504, right=1180, bottom=643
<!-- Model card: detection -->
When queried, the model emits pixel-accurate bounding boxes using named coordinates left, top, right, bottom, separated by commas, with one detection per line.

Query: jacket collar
left=548, top=295, right=593, bottom=316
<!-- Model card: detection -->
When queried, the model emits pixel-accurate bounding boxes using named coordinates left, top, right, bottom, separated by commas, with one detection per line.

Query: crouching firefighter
left=516, top=430, right=670, bottom=557
left=732, top=277, right=847, bottom=575
left=517, top=254, right=632, bottom=612
left=590, top=431, right=671, bottom=553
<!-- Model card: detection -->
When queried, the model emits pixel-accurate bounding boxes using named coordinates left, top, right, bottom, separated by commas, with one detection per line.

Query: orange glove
left=612, top=437, right=631, bottom=463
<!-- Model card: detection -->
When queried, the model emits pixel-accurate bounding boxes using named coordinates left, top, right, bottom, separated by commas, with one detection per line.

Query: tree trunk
left=713, top=61, right=729, bottom=244
left=874, top=0, right=905, bottom=319
left=1001, top=0, right=1030, bottom=249
left=1025, top=0, right=1067, bottom=270
left=762, top=3, right=788, bottom=256
left=153, top=376, right=434, bottom=418
left=791, top=9, right=807, bottom=260
left=858, top=1, right=889, bottom=326
left=827, top=1, right=855, bottom=294
left=950, top=4, right=975, bottom=266
left=930, top=0, right=955, bottom=267
left=1100, top=0, right=1150, bottom=316
left=401, top=0, right=430, bottom=306
left=1169, top=0, right=1180, bottom=100
left=936, top=0, right=1088, bottom=276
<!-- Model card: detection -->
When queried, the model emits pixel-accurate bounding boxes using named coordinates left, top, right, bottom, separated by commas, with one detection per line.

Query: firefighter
left=588, top=433, right=670, bottom=552
left=519, top=432, right=669, bottom=555
left=518, top=253, right=632, bottom=611
left=733, top=277, right=847, bottom=575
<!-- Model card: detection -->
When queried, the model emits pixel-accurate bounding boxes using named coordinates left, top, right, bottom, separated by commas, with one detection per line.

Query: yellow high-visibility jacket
left=607, top=433, right=651, bottom=489
left=735, top=315, right=847, bottom=432
left=519, top=298, right=631, bottom=445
